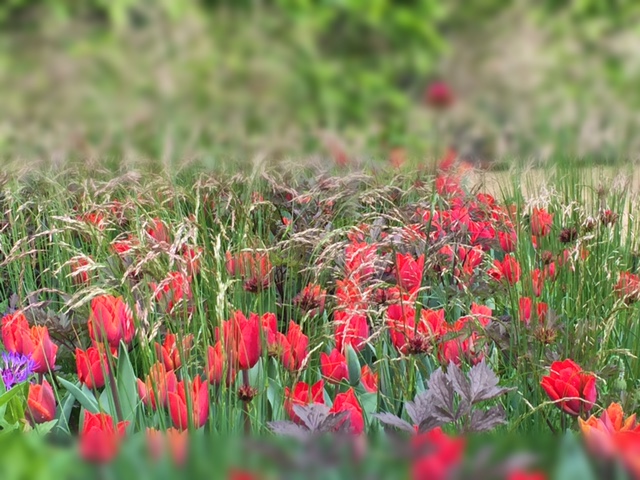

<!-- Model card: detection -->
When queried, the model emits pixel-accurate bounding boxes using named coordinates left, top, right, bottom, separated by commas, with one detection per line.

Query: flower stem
left=242, top=369, right=251, bottom=435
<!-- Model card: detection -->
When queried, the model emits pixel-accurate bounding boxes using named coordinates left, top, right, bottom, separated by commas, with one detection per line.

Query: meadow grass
left=0, top=160, right=639, bottom=477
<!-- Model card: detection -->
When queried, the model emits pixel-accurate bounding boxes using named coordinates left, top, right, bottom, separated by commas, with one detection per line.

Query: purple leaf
left=405, top=390, right=433, bottom=425
left=417, top=416, right=445, bottom=434
left=446, top=362, right=471, bottom=413
left=468, top=360, right=513, bottom=404
left=373, top=413, right=415, bottom=433
left=292, top=403, right=331, bottom=432
left=268, top=421, right=309, bottom=439
left=319, top=411, right=350, bottom=433
left=469, top=405, right=507, bottom=432
left=426, top=368, right=456, bottom=421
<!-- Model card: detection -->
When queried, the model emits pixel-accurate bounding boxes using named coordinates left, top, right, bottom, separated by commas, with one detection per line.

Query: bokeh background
left=2, top=0, right=640, bottom=170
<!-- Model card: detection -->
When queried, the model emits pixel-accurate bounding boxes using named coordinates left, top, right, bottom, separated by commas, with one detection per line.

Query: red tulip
left=457, top=245, right=484, bottom=279
left=536, top=303, right=549, bottom=323
left=344, top=242, right=377, bottom=283
left=18, top=326, right=58, bottom=374
left=1, top=312, right=29, bottom=353
left=293, top=283, right=326, bottom=316
left=279, top=321, right=309, bottom=372
left=260, top=313, right=279, bottom=355
left=320, top=349, right=349, bottom=384
left=518, top=297, right=532, bottom=324
left=532, top=268, right=544, bottom=297
left=76, top=345, right=109, bottom=390
left=80, top=411, right=129, bottom=463
left=151, top=272, right=192, bottom=313
left=541, top=359, right=597, bottom=416
left=531, top=207, right=553, bottom=237
left=26, top=379, right=56, bottom=425
left=137, top=362, right=178, bottom=410
left=147, top=218, right=171, bottom=243
left=87, top=294, right=135, bottom=348
left=182, top=245, right=202, bottom=276
left=168, top=376, right=210, bottom=430
left=79, top=211, right=107, bottom=230
left=494, top=254, right=521, bottom=285
left=439, top=305, right=491, bottom=366
left=111, top=235, right=138, bottom=256
left=155, top=333, right=193, bottom=371
left=396, top=253, right=425, bottom=295
left=283, top=380, right=325, bottom=424
left=218, top=311, right=262, bottom=371
left=225, top=251, right=272, bottom=292
left=498, top=230, right=517, bottom=253
left=334, top=311, right=369, bottom=354
left=386, top=304, right=446, bottom=355
left=206, top=341, right=236, bottom=386
left=436, top=174, right=463, bottom=197
left=70, top=257, right=92, bottom=285
left=330, top=388, right=364, bottom=435
left=361, top=365, right=378, bottom=393
left=615, top=272, right=640, bottom=303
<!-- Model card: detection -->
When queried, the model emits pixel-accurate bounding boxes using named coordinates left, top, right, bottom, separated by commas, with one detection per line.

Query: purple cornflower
left=1, top=351, right=35, bottom=390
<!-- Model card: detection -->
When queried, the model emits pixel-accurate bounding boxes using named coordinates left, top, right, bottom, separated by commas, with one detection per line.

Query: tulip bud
left=26, top=379, right=56, bottom=425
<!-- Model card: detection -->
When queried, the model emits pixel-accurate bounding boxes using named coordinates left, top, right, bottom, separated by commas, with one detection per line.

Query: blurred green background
left=1, top=0, right=640, bottom=170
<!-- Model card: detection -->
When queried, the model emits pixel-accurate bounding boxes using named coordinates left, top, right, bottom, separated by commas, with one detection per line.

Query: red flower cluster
left=386, top=302, right=491, bottom=366
left=225, top=250, right=273, bottom=292
left=284, top=380, right=325, bottom=424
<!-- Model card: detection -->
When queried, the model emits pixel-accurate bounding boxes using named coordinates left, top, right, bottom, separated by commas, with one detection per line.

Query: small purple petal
left=0, top=351, right=35, bottom=389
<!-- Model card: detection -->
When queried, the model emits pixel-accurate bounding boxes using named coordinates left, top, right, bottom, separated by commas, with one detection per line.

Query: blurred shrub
left=1, top=0, right=639, bottom=165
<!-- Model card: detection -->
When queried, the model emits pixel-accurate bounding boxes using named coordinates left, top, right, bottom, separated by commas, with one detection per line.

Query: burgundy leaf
left=292, top=403, right=331, bottom=432
left=268, top=421, right=310, bottom=439
left=468, top=360, right=513, bottom=404
left=469, top=405, right=507, bottom=432
left=373, top=413, right=415, bottom=433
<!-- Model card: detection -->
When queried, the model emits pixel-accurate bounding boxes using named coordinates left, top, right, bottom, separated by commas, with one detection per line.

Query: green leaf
left=116, top=342, right=139, bottom=425
left=248, top=359, right=265, bottom=387
left=98, top=389, right=113, bottom=416
left=30, top=419, right=58, bottom=436
left=552, top=430, right=597, bottom=480
left=346, top=345, right=361, bottom=387
left=0, top=381, right=27, bottom=408
left=54, top=391, right=76, bottom=434
left=3, top=385, right=27, bottom=425
left=58, top=377, right=99, bottom=413
left=359, top=392, right=378, bottom=423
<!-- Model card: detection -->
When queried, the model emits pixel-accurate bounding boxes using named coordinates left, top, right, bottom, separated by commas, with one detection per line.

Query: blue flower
left=1, top=351, right=35, bottom=390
